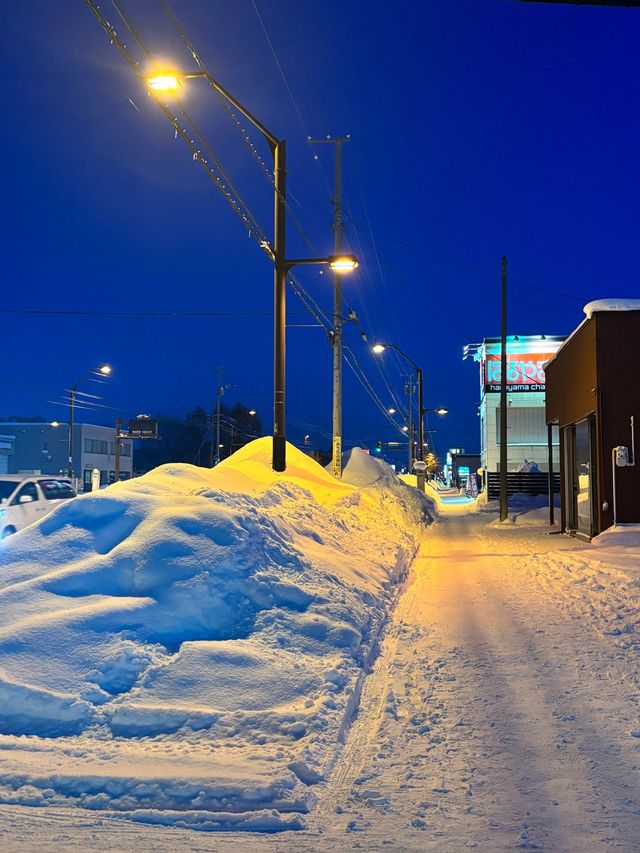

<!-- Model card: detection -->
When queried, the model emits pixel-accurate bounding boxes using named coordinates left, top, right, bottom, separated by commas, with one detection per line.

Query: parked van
left=0, top=476, right=77, bottom=538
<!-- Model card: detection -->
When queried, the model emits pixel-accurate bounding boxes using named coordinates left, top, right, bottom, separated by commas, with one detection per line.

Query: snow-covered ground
left=1, top=464, right=640, bottom=851
left=0, top=440, right=430, bottom=833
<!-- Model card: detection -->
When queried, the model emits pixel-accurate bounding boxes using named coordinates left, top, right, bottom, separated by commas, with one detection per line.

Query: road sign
left=128, top=418, right=158, bottom=439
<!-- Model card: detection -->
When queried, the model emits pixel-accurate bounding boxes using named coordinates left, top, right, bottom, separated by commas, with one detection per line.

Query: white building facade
left=472, top=336, right=565, bottom=473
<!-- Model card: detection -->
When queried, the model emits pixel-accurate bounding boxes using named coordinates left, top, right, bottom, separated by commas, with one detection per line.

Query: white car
left=0, top=476, right=77, bottom=538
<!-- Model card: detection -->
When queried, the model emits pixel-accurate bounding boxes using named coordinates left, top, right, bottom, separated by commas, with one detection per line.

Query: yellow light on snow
left=147, top=73, right=182, bottom=93
left=329, top=255, right=359, bottom=273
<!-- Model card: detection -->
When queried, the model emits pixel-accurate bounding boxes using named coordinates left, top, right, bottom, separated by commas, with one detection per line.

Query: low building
left=545, top=300, right=640, bottom=538
left=0, top=422, right=133, bottom=489
left=467, top=335, right=565, bottom=474
left=445, top=450, right=481, bottom=488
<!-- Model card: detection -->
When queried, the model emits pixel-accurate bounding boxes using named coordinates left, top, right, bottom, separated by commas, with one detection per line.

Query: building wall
left=545, top=320, right=597, bottom=429
left=79, top=424, right=133, bottom=487
left=481, top=391, right=559, bottom=472
left=595, top=312, right=640, bottom=528
left=545, top=311, right=640, bottom=534
left=0, top=423, right=133, bottom=486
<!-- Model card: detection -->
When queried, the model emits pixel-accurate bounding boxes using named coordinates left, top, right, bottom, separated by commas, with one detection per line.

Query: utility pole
left=114, top=417, right=122, bottom=482
left=500, top=256, right=508, bottom=522
left=308, top=134, right=351, bottom=478
left=406, top=376, right=414, bottom=473
left=67, top=389, right=76, bottom=481
left=211, top=366, right=224, bottom=467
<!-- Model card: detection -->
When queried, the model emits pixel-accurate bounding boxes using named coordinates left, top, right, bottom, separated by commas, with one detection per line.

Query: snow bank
left=0, top=438, right=430, bottom=831
left=592, top=523, right=640, bottom=549
left=489, top=493, right=558, bottom=527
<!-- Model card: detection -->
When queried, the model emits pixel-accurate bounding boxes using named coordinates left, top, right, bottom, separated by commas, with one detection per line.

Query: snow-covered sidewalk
left=302, top=512, right=640, bottom=851
left=2, top=494, right=640, bottom=850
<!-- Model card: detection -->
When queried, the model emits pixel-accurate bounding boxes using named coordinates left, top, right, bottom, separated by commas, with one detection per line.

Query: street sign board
left=128, top=418, right=158, bottom=439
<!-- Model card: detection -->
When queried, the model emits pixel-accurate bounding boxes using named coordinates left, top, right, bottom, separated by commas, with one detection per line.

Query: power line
left=391, top=238, right=589, bottom=302
left=0, top=309, right=305, bottom=318
left=85, top=1, right=416, bottom=436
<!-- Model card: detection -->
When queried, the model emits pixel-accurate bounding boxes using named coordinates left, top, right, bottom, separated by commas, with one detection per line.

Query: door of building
left=575, top=418, right=594, bottom=536
left=565, top=417, right=595, bottom=537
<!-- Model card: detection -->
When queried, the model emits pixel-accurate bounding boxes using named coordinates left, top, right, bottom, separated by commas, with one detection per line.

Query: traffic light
left=376, top=440, right=382, bottom=453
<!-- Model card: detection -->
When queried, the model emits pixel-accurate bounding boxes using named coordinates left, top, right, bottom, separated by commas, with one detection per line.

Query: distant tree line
left=133, top=402, right=263, bottom=473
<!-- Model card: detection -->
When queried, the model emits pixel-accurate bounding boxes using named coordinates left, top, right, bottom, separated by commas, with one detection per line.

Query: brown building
left=545, top=301, right=640, bottom=538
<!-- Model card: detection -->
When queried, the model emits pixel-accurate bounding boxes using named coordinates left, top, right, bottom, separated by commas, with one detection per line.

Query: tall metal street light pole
left=144, top=72, right=357, bottom=472
left=147, top=69, right=288, bottom=471
left=66, top=364, right=112, bottom=481
left=372, top=343, right=427, bottom=491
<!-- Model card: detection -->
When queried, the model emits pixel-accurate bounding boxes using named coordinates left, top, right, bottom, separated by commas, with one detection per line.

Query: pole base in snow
left=273, top=435, right=286, bottom=472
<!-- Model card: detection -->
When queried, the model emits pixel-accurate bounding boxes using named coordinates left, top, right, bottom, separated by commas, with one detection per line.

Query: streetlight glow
left=436, top=407, right=448, bottom=415
left=372, top=344, right=386, bottom=354
left=98, top=364, right=112, bottom=375
left=50, top=421, right=60, bottom=428
left=147, top=73, right=182, bottom=93
left=388, top=407, right=396, bottom=414
left=248, top=410, right=256, bottom=416
left=328, top=254, right=359, bottom=273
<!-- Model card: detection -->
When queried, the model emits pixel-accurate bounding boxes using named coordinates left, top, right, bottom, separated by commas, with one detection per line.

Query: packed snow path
left=307, top=512, right=640, bottom=851
left=1, top=510, right=640, bottom=851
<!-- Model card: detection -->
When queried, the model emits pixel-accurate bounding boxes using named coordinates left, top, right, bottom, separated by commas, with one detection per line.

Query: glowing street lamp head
left=248, top=410, right=256, bottom=416
left=388, top=407, right=396, bottom=414
left=401, top=425, right=409, bottom=433
left=328, top=254, right=359, bottom=273
left=372, top=344, right=386, bottom=355
left=435, top=407, right=448, bottom=415
left=98, top=364, right=112, bottom=375
left=146, top=71, right=182, bottom=94
left=50, top=421, right=60, bottom=428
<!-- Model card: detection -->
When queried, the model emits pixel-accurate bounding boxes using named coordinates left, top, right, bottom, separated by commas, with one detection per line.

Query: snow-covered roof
left=546, top=298, right=640, bottom=369
left=583, top=298, right=640, bottom=319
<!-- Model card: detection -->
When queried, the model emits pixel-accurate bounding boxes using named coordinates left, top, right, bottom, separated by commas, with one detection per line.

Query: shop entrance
left=564, top=416, right=595, bottom=537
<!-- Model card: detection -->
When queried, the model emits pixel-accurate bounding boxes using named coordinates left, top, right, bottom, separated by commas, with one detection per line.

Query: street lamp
left=146, top=67, right=357, bottom=472
left=67, top=364, right=111, bottom=481
left=373, top=342, right=426, bottom=491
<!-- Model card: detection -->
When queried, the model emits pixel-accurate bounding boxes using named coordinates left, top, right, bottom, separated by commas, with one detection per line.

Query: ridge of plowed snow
left=0, top=438, right=432, bottom=830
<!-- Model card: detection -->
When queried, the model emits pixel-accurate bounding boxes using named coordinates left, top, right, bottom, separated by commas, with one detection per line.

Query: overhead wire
left=87, top=0, right=410, bottom=437
left=391, top=238, right=589, bottom=303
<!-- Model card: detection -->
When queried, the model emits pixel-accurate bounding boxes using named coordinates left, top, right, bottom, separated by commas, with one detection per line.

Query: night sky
left=2, top=0, right=639, bottom=460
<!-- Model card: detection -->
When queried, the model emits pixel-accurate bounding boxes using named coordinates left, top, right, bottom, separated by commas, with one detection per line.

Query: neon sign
left=478, top=337, right=564, bottom=394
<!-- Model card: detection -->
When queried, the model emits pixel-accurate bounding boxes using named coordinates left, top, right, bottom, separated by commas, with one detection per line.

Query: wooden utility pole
left=500, top=257, right=508, bottom=522
left=308, top=135, right=350, bottom=478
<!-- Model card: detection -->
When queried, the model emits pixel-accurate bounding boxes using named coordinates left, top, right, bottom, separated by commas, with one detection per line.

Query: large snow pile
left=0, top=438, right=430, bottom=832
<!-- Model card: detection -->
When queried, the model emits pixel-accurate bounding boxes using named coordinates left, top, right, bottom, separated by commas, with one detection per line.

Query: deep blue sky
left=2, top=0, right=639, bottom=458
